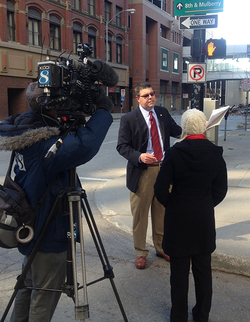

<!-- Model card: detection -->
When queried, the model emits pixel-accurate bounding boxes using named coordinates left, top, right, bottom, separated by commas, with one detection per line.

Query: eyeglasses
left=139, top=91, right=155, bottom=99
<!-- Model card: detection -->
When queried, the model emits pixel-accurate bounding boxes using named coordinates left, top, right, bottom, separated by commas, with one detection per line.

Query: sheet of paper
left=206, top=105, right=230, bottom=130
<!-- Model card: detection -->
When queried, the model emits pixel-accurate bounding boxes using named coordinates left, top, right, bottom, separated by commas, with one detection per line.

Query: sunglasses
left=139, top=91, right=155, bottom=99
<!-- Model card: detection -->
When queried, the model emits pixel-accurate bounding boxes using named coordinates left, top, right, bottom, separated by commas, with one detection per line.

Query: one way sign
left=180, top=15, right=218, bottom=30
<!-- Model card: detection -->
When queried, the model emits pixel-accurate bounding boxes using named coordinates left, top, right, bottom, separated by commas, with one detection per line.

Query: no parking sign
left=187, top=63, right=206, bottom=83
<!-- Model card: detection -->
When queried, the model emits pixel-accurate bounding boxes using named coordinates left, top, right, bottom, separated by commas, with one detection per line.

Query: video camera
left=37, top=43, right=119, bottom=118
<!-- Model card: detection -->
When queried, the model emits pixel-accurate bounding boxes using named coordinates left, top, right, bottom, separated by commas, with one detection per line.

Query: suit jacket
left=116, top=105, right=182, bottom=193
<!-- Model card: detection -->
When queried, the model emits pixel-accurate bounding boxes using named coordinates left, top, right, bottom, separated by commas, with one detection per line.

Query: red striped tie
left=149, top=111, right=163, bottom=161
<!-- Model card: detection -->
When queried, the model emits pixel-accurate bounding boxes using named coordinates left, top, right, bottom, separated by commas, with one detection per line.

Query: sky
left=212, top=0, right=250, bottom=45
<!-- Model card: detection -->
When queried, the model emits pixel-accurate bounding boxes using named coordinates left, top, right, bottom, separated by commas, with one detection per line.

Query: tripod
left=1, top=168, right=128, bottom=322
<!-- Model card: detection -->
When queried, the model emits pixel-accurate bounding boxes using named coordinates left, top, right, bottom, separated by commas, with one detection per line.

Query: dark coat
left=116, top=106, right=182, bottom=193
left=154, top=139, right=228, bottom=257
left=0, top=110, right=113, bottom=255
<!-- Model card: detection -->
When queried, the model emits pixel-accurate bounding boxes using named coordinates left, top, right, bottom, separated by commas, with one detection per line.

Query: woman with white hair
left=154, top=108, right=228, bottom=322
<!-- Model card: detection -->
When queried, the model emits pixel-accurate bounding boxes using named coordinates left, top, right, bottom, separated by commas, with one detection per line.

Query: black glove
left=96, top=90, right=114, bottom=113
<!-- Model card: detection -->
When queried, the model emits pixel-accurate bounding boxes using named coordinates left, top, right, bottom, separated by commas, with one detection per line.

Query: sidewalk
left=96, top=114, right=250, bottom=277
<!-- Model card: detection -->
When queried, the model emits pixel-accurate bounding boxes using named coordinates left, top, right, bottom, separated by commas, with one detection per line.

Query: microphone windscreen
left=90, top=60, right=119, bottom=88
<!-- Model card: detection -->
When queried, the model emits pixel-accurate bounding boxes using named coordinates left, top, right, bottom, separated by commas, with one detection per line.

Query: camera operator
left=0, top=81, right=114, bottom=322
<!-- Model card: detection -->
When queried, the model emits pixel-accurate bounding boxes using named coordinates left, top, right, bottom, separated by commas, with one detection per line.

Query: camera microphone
left=90, top=60, right=119, bottom=88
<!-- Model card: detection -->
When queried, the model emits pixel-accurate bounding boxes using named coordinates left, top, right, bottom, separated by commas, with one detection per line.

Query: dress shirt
left=139, top=105, right=164, bottom=160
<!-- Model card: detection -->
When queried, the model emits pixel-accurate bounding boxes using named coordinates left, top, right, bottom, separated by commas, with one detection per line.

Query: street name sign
left=179, top=15, right=218, bottom=29
left=175, top=1, right=224, bottom=16
left=187, top=63, right=206, bottom=83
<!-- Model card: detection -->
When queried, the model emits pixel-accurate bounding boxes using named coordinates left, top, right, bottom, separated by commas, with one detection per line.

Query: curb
left=212, top=252, right=250, bottom=277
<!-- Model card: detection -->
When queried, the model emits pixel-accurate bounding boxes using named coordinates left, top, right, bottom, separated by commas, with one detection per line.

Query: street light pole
left=105, top=8, right=136, bottom=96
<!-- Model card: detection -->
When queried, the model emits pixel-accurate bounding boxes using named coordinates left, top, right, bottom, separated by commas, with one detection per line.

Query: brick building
left=0, top=0, right=132, bottom=119
left=0, top=0, right=192, bottom=120
left=128, top=0, right=192, bottom=111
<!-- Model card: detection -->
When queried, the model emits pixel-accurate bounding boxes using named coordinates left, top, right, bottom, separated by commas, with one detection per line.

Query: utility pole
left=191, top=29, right=206, bottom=111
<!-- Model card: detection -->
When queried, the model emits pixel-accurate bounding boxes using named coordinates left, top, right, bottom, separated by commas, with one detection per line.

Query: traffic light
left=191, top=37, right=202, bottom=58
left=205, top=38, right=226, bottom=59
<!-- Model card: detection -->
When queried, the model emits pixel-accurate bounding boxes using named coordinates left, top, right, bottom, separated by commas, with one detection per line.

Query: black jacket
left=154, top=138, right=228, bottom=257
left=117, top=106, right=182, bottom=193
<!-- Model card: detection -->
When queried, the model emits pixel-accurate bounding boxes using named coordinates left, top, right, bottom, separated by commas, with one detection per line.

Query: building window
left=116, top=6, right=122, bottom=27
left=73, top=0, right=81, bottom=11
left=161, top=48, right=169, bottom=71
left=153, top=0, right=161, bottom=9
left=116, top=37, right=122, bottom=64
left=160, top=25, right=167, bottom=39
left=147, top=0, right=166, bottom=11
left=73, top=23, right=82, bottom=54
left=160, top=25, right=171, bottom=40
left=105, top=33, right=112, bottom=62
left=128, top=15, right=131, bottom=29
left=173, top=53, right=179, bottom=73
left=28, top=8, right=42, bottom=46
left=7, top=0, right=15, bottom=41
left=105, top=1, right=111, bottom=22
left=88, top=0, right=95, bottom=16
left=172, top=31, right=181, bottom=45
left=146, top=20, right=149, bottom=35
left=50, top=15, right=61, bottom=51
left=162, top=0, right=166, bottom=11
left=88, top=27, right=96, bottom=58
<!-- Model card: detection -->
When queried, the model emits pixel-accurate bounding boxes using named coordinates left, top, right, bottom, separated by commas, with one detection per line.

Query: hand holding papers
left=206, top=105, right=230, bottom=130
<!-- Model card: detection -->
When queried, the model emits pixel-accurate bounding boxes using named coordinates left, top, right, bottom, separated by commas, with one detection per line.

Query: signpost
left=175, top=0, right=224, bottom=16
left=242, top=79, right=250, bottom=131
left=174, top=1, right=224, bottom=111
left=120, top=89, right=125, bottom=113
left=179, top=14, right=218, bottom=29
left=121, top=89, right=125, bottom=102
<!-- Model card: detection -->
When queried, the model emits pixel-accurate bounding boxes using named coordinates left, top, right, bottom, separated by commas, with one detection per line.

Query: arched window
left=88, top=27, right=96, bottom=58
left=116, top=37, right=122, bottom=64
left=28, top=8, right=42, bottom=46
left=50, top=15, right=61, bottom=51
left=73, top=22, right=82, bottom=54
left=7, top=0, right=15, bottom=41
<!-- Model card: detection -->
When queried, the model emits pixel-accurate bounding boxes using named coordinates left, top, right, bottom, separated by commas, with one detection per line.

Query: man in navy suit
left=117, top=81, right=182, bottom=269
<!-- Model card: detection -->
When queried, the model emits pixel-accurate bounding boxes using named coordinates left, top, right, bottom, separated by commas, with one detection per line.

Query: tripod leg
left=67, top=191, right=89, bottom=321
left=80, top=190, right=128, bottom=322
left=77, top=197, right=89, bottom=320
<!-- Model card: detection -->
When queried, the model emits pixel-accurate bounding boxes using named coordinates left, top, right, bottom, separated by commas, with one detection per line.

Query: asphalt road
left=0, top=115, right=250, bottom=321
